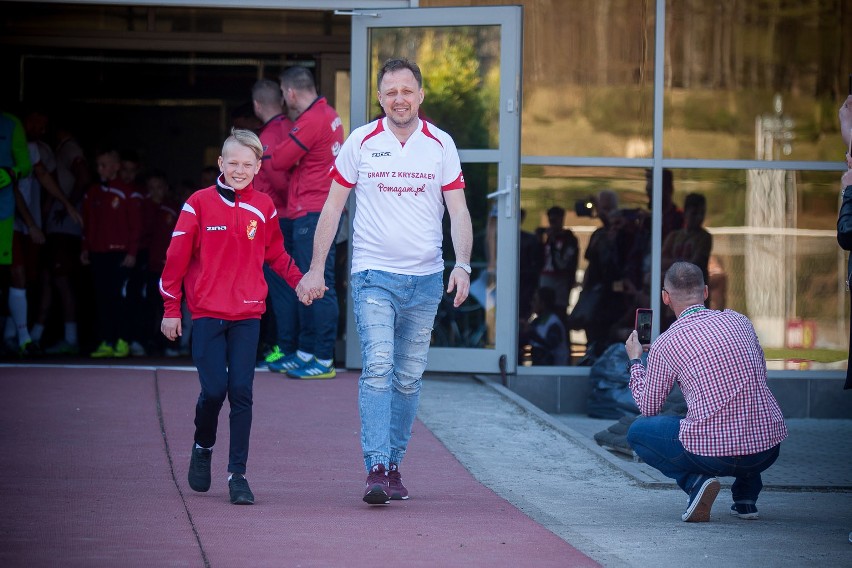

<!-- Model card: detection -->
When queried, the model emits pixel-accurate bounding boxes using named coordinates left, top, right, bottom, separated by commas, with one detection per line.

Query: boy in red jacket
left=160, top=129, right=307, bottom=505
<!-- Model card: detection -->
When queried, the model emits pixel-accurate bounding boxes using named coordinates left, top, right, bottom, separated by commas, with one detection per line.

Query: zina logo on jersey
left=246, top=219, right=258, bottom=240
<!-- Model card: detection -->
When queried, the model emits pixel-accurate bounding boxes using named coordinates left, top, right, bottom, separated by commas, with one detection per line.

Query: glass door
left=346, top=6, right=523, bottom=374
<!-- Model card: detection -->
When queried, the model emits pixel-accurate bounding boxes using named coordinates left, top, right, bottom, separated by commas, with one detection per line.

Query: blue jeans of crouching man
left=350, top=269, right=443, bottom=472
left=627, top=415, right=781, bottom=504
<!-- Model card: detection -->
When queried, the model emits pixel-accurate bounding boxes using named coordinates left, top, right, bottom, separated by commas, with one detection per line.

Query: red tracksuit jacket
left=159, top=178, right=302, bottom=320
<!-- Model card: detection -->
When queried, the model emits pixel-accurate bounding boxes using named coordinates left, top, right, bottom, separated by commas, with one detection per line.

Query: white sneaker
left=129, top=341, right=147, bottom=357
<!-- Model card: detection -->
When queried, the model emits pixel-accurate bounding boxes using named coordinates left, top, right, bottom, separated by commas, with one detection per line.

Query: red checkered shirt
left=629, top=305, right=788, bottom=457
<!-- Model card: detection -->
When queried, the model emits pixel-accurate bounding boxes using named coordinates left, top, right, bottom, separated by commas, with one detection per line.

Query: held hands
left=161, top=317, right=182, bottom=341
left=295, top=269, right=328, bottom=306
left=447, top=266, right=471, bottom=308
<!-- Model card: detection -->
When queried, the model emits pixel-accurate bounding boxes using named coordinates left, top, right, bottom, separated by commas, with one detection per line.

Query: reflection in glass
left=664, top=0, right=849, bottom=161
left=368, top=26, right=501, bottom=149
left=432, top=163, right=498, bottom=348
left=667, top=169, right=846, bottom=370
left=517, top=167, right=651, bottom=365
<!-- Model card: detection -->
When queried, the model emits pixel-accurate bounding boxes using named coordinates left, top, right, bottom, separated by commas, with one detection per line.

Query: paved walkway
left=2, top=364, right=851, bottom=567
left=0, top=365, right=596, bottom=568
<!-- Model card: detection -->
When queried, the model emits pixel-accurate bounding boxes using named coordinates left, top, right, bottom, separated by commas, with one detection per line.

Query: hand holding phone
left=635, top=308, right=653, bottom=345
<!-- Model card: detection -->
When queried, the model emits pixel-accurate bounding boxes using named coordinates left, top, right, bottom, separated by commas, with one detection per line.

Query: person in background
left=160, top=128, right=305, bottom=505
left=267, top=65, right=344, bottom=379
left=80, top=148, right=142, bottom=358
left=835, top=94, right=852, bottom=392
left=142, top=170, right=178, bottom=356
left=295, top=57, right=472, bottom=505
left=5, top=107, right=81, bottom=355
left=37, top=115, right=90, bottom=355
left=521, top=286, right=569, bottom=366
left=624, top=261, right=787, bottom=523
left=250, top=78, right=294, bottom=368
left=538, top=205, right=578, bottom=327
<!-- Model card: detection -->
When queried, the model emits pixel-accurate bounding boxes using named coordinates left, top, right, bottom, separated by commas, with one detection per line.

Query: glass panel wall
left=423, top=0, right=657, bottom=158
left=669, top=168, right=846, bottom=371
left=425, top=0, right=849, bottom=375
left=664, top=0, right=851, bottom=161
left=518, top=167, right=651, bottom=365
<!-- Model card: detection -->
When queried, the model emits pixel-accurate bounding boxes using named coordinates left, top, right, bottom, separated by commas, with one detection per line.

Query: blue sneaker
left=286, top=358, right=336, bottom=380
left=730, top=503, right=759, bottom=520
left=268, top=353, right=308, bottom=373
left=682, top=477, right=720, bottom=522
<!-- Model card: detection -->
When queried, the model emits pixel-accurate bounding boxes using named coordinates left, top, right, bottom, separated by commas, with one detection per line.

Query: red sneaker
left=363, top=464, right=390, bottom=505
left=388, top=463, right=409, bottom=500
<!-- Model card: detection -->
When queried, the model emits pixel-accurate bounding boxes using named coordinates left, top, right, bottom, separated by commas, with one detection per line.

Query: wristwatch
left=627, top=358, right=643, bottom=372
left=454, top=262, right=472, bottom=275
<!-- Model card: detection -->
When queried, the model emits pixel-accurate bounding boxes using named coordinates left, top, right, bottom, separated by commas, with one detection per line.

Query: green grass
left=763, top=348, right=847, bottom=363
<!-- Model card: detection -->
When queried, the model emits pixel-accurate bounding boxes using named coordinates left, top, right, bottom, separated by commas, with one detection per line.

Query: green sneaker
left=114, top=338, right=130, bottom=358
left=263, top=345, right=285, bottom=365
left=90, top=341, right=114, bottom=358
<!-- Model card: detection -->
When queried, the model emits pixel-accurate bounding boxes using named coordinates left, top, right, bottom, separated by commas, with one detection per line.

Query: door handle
left=486, top=175, right=514, bottom=218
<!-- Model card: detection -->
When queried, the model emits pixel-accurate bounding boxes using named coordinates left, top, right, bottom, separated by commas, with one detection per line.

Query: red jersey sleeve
left=159, top=199, right=200, bottom=318
left=264, top=210, right=303, bottom=288
left=269, top=126, right=309, bottom=172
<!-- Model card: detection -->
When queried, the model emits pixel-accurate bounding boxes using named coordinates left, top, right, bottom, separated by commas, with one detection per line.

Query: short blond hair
left=222, top=128, right=263, bottom=160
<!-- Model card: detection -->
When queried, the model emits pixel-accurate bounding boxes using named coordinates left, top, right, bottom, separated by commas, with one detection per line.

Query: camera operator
left=624, top=261, right=787, bottom=523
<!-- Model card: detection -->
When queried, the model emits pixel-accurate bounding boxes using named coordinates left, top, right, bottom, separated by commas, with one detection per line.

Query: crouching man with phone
left=624, top=261, right=787, bottom=523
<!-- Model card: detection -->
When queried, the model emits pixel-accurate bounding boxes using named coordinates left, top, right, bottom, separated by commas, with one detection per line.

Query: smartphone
left=635, top=308, right=653, bottom=345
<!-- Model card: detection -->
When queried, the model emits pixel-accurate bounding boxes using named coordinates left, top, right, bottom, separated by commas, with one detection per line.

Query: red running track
left=0, top=366, right=599, bottom=567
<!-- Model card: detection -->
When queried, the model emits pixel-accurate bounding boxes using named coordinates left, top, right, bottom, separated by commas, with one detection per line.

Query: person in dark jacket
left=837, top=94, right=852, bottom=390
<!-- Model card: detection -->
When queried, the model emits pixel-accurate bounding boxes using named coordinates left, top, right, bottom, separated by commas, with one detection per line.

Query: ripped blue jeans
left=350, top=269, right=443, bottom=472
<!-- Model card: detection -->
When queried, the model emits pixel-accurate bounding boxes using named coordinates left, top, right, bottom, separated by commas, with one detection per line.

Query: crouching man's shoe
left=682, top=476, right=720, bottom=522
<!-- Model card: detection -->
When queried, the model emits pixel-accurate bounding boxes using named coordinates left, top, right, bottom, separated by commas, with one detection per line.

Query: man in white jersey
left=297, top=57, right=473, bottom=505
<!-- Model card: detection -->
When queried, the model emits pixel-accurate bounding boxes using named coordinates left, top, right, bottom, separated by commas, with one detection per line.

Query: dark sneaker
left=229, top=474, right=255, bottom=505
left=363, top=464, right=390, bottom=505
left=682, top=476, right=720, bottom=522
left=388, top=463, right=409, bottom=500
left=730, top=503, right=759, bottom=520
left=188, top=445, right=212, bottom=492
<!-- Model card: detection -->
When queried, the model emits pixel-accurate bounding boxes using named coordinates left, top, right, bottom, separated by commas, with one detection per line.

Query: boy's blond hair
left=222, top=127, right=263, bottom=160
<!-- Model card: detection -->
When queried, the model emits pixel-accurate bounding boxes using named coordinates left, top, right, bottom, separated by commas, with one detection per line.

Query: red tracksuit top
left=81, top=179, right=143, bottom=255
left=159, top=177, right=302, bottom=321
left=256, top=113, right=292, bottom=217
left=270, top=96, right=344, bottom=219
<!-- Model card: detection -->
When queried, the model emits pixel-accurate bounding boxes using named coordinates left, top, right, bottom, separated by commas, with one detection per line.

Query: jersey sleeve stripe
left=442, top=172, right=465, bottom=191
left=330, top=166, right=356, bottom=188
left=182, top=202, right=197, bottom=216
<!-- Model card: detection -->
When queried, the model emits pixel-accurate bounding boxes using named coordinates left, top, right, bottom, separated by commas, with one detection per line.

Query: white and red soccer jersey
left=330, top=118, right=465, bottom=276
